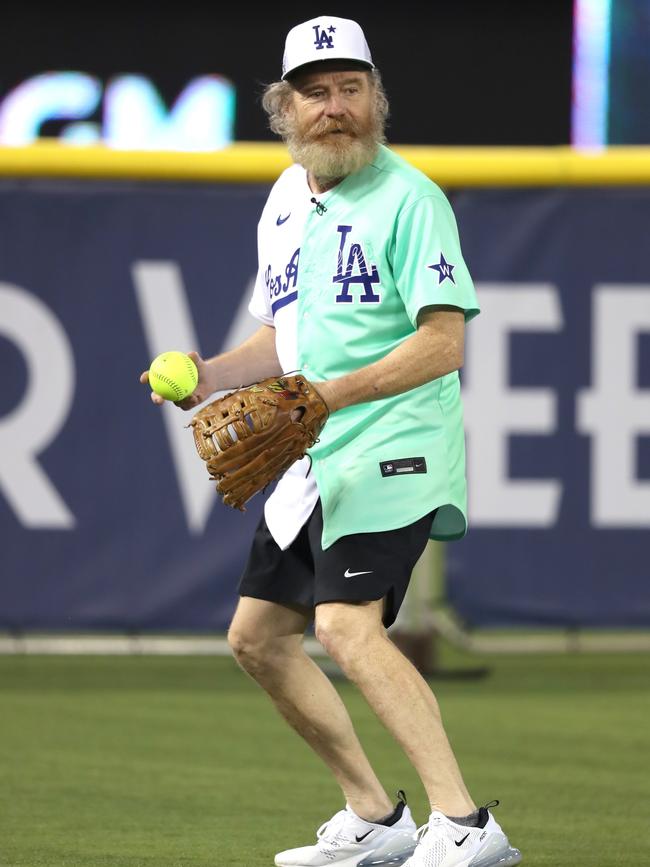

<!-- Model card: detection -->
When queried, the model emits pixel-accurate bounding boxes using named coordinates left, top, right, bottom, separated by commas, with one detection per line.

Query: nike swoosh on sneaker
left=276, top=213, right=291, bottom=225
left=355, top=830, right=375, bottom=842
left=344, top=569, right=374, bottom=578
left=454, top=833, right=470, bottom=847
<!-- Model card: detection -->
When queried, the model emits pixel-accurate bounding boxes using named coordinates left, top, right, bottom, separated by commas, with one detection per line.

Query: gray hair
left=261, top=69, right=390, bottom=141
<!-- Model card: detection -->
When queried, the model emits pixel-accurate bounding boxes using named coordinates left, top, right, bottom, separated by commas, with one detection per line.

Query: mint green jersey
left=294, top=144, right=480, bottom=549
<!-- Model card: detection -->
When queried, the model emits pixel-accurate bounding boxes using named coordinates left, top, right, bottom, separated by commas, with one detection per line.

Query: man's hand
left=140, top=351, right=216, bottom=410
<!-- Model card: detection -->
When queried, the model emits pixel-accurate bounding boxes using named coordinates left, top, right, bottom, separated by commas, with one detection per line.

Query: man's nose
left=323, top=94, right=346, bottom=116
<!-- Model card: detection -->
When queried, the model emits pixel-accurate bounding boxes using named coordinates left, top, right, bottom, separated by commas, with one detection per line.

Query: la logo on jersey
left=333, top=225, right=381, bottom=303
left=312, top=23, right=336, bottom=50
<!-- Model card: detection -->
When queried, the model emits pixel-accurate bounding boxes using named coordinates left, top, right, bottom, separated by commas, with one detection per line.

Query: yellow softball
left=148, top=351, right=198, bottom=402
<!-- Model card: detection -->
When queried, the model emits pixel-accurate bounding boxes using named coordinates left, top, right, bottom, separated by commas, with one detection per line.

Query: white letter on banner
left=133, top=261, right=212, bottom=535
left=462, top=284, right=563, bottom=526
left=132, top=261, right=258, bottom=535
left=577, top=285, right=650, bottom=526
left=0, top=284, right=76, bottom=527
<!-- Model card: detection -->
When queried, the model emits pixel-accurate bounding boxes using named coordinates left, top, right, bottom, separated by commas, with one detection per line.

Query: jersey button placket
left=298, top=295, right=315, bottom=375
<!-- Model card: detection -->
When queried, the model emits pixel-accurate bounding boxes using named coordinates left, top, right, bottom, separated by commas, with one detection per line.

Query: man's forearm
left=206, top=325, right=282, bottom=390
left=315, top=316, right=464, bottom=413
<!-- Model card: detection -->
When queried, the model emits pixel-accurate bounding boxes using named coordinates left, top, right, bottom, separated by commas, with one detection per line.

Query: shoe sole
left=399, top=836, right=521, bottom=867
left=275, top=840, right=416, bottom=867
left=358, top=847, right=417, bottom=867
left=468, top=844, right=522, bottom=867
left=276, top=857, right=414, bottom=867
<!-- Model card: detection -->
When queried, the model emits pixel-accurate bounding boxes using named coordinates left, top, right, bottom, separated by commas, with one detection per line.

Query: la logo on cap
left=312, top=22, right=337, bottom=51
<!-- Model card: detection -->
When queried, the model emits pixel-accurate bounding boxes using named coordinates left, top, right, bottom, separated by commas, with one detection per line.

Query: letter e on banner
left=577, top=285, right=650, bottom=526
left=462, top=283, right=563, bottom=527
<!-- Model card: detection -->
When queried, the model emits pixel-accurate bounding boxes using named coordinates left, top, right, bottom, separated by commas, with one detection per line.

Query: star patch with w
left=428, top=253, right=456, bottom=284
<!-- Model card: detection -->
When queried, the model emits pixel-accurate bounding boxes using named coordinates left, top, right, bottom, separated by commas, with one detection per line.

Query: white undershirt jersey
left=248, top=164, right=320, bottom=550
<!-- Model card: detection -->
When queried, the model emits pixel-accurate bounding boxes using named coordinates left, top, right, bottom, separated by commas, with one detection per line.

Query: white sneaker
left=402, top=803, right=522, bottom=867
left=274, top=795, right=417, bottom=867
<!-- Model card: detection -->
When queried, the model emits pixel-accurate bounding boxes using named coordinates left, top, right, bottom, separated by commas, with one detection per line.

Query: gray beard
left=285, top=134, right=379, bottom=185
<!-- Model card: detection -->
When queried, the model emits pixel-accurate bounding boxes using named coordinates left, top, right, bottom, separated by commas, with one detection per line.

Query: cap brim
left=282, top=57, right=375, bottom=81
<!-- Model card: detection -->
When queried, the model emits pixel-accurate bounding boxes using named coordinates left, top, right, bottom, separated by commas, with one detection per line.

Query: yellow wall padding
left=1, top=141, right=650, bottom=185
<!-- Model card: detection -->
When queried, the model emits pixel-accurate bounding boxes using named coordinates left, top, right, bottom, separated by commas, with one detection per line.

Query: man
left=142, top=15, right=521, bottom=867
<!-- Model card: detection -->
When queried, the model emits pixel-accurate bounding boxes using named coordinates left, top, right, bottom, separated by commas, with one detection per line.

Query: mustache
left=304, top=116, right=362, bottom=139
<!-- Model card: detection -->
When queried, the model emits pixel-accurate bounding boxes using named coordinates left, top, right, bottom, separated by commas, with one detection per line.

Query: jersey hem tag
left=380, top=457, right=427, bottom=477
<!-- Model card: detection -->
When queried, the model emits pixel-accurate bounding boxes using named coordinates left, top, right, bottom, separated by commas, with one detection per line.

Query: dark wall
left=609, top=2, right=650, bottom=144
left=1, top=1, right=573, bottom=145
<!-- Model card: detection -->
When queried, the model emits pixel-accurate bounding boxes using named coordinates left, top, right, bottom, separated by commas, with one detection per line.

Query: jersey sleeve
left=247, top=267, right=273, bottom=325
left=393, top=193, right=480, bottom=327
left=247, top=217, right=274, bottom=326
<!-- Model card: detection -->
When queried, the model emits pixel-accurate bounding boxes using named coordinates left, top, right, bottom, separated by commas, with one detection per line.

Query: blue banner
left=0, top=180, right=649, bottom=629
left=0, top=179, right=270, bottom=631
left=448, top=187, right=650, bottom=626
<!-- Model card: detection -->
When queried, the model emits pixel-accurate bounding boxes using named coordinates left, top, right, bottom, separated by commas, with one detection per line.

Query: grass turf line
left=0, top=651, right=648, bottom=866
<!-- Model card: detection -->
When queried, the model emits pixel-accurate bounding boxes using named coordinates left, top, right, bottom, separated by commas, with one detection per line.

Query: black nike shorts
left=238, top=500, right=437, bottom=628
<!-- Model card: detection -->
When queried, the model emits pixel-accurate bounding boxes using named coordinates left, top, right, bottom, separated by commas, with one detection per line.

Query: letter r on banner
left=0, top=284, right=76, bottom=527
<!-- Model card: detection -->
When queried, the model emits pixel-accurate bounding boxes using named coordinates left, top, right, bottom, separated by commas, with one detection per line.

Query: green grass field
left=1, top=648, right=648, bottom=867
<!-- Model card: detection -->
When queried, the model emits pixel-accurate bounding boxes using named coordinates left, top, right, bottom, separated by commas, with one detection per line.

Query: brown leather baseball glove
left=189, top=374, right=329, bottom=511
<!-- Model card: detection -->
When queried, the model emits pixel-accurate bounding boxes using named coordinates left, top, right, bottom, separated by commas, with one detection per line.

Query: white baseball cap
left=281, top=15, right=375, bottom=80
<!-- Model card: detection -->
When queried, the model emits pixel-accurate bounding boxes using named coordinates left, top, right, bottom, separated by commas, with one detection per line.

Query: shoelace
left=316, top=810, right=349, bottom=846
left=413, top=823, right=429, bottom=846
left=413, top=814, right=447, bottom=847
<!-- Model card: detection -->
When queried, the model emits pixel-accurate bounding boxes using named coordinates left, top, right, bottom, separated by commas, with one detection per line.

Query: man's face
left=284, top=68, right=381, bottom=182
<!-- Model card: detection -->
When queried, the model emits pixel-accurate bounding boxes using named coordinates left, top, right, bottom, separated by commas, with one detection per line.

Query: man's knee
left=315, top=601, right=383, bottom=668
left=228, top=620, right=307, bottom=680
left=227, top=624, right=275, bottom=677
left=227, top=597, right=310, bottom=678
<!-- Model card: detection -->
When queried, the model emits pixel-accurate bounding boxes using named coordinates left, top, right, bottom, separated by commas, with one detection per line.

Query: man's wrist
left=204, top=356, right=224, bottom=392
left=312, top=379, right=341, bottom=414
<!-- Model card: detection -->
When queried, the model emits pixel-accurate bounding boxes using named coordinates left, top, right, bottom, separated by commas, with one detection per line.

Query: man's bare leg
left=228, top=596, right=394, bottom=820
left=315, top=599, right=476, bottom=817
